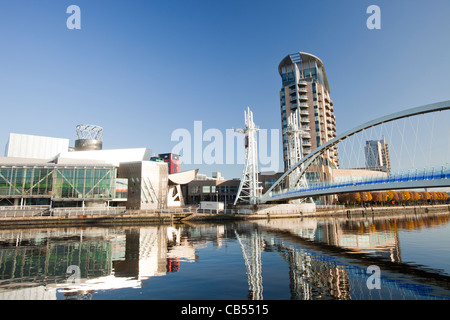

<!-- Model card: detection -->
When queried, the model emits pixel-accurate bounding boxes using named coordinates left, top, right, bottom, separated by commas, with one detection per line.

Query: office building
left=183, top=172, right=239, bottom=205
left=184, top=171, right=283, bottom=206
left=365, top=138, right=391, bottom=173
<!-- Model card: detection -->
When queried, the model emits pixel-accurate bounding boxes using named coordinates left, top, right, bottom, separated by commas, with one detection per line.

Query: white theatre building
left=1, top=127, right=197, bottom=210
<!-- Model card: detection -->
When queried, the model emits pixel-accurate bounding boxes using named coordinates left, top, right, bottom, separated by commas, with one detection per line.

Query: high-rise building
left=278, top=52, right=338, bottom=182
left=365, top=138, right=391, bottom=173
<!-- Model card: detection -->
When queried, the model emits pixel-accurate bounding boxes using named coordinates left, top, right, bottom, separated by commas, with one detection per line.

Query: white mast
left=284, top=109, right=309, bottom=190
left=234, top=107, right=262, bottom=205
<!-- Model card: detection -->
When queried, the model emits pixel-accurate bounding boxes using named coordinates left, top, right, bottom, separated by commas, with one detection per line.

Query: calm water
left=0, top=212, right=449, bottom=300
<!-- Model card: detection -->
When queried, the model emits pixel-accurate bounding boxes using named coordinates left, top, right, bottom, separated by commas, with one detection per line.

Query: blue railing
left=270, top=166, right=450, bottom=198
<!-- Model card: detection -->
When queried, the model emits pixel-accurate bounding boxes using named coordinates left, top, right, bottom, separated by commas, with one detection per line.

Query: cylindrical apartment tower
left=278, top=52, right=338, bottom=205
left=278, top=52, right=338, bottom=169
left=75, top=124, right=103, bottom=151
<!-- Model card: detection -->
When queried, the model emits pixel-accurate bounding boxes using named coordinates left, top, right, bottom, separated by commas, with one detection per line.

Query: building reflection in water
left=255, top=212, right=450, bottom=300
left=0, top=225, right=206, bottom=300
left=0, top=212, right=448, bottom=300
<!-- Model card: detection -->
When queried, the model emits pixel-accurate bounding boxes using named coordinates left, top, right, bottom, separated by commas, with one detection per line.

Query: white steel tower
left=234, top=107, right=262, bottom=205
left=284, top=109, right=309, bottom=190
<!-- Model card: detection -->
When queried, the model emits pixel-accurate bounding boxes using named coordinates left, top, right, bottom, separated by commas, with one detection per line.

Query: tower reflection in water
left=251, top=212, right=449, bottom=300
left=0, top=212, right=448, bottom=300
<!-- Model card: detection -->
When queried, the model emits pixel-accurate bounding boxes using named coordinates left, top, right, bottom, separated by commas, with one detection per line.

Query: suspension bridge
left=233, top=100, right=450, bottom=205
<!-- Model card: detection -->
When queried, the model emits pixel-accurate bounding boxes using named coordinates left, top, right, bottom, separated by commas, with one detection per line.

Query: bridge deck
left=264, top=168, right=450, bottom=202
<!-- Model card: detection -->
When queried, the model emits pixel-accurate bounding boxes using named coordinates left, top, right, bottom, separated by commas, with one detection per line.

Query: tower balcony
left=299, top=95, right=308, bottom=101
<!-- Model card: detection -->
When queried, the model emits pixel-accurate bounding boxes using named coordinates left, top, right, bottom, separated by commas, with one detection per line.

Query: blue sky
left=1, top=0, right=450, bottom=178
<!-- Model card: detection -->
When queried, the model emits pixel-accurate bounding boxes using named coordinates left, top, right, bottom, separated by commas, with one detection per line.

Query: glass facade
left=280, top=60, right=326, bottom=89
left=115, top=178, right=128, bottom=199
left=0, top=165, right=117, bottom=200
left=53, top=167, right=114, bottom=199
left=0, top=166, right=53, bottom=196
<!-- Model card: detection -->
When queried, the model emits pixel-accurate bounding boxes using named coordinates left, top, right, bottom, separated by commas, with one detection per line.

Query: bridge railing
left=268, top=165, right=450, bottom=199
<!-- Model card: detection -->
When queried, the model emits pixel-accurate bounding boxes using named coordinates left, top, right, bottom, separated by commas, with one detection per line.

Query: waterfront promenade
left=0, top=204, right=449, bottom=227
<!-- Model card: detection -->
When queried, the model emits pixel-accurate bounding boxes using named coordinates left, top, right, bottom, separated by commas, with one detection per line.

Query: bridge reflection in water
left=0, top=212, right=449, bottom=300
left=253, top=214, right=450, bottom=300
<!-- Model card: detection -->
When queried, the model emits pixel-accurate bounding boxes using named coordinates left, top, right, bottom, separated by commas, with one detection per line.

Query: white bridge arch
left=260, top=100, right=450, bottom=203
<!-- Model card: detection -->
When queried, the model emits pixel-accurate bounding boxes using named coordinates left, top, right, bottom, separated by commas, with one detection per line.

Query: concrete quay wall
left=0, top=204, right=448, bottom=227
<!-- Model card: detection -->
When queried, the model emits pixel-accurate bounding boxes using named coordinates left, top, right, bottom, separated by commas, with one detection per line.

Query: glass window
left=264, top=179, right=276, bottom=189
left=191, top=186, right=197, bottom=193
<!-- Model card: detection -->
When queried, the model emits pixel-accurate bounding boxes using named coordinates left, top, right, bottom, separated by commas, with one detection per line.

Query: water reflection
left=0, top=224, right=228, bottom=300
left=254, top=212, right=450, bottom=300
left=0, top=212, right=448, bottom=300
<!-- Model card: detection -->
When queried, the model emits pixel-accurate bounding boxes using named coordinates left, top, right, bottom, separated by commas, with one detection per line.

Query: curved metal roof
left=168, top=169, right=198, bottom=185
left=278, top=52, right=331, bottom=93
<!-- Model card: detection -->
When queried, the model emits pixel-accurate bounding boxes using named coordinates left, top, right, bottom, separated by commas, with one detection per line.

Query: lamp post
left=216, top=190, right=219, bottom=214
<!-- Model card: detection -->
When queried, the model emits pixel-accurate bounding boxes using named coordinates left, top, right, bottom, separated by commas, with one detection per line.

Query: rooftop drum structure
left=75, top=124, right=103, bottom=151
